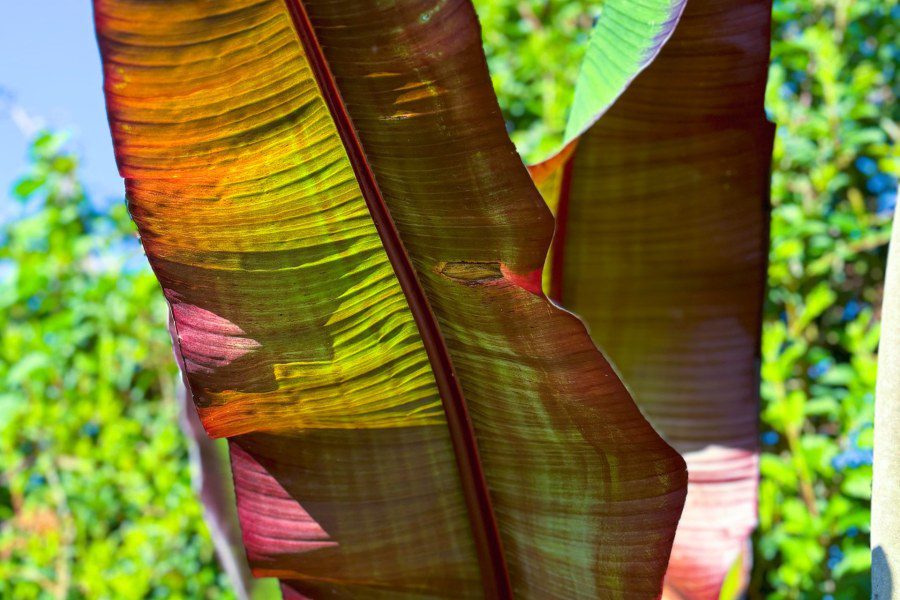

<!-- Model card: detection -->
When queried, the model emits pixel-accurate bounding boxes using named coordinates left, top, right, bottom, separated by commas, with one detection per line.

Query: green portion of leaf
left=563, top=0, right=686, bottom=143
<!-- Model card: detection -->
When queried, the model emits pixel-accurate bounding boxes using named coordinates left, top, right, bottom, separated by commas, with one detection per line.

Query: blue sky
left=1, top=2, right=121, bottom=200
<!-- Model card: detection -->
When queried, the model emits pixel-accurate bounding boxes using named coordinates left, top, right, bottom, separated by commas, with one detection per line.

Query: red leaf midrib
left=281, top=1, right=512, bottom=597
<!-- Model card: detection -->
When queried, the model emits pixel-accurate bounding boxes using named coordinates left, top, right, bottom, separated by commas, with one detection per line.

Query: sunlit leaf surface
left=94, top=0, right=688, bottom=597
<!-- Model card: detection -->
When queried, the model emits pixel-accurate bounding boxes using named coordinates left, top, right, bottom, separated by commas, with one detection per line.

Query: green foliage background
left=0, top=134, right=233, bottom=598
left=757, top=0, right=895, bottom=594
left=0, top=0, right=896, bottom=597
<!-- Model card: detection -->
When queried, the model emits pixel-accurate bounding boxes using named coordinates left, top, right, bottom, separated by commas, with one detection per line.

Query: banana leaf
left=530, top=0, right=775, bottom=596
left=94, top=0, right=688, bottom=597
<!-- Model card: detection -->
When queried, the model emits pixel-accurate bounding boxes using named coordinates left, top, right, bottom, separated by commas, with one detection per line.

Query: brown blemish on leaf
left=437, top=261, right=504, bottom=284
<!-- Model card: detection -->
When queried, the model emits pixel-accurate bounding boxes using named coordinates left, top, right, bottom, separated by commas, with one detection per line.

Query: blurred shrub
left=475, top=0, right=897, bottom=597
left=753, top=0, right=896, bottom=596
left=0, top=132, right=231, bottom=599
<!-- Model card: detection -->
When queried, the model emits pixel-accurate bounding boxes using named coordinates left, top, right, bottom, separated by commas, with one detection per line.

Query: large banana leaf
left=530, top=0, right=775, bottom=597
left=94, top=0, right=688, bottom=597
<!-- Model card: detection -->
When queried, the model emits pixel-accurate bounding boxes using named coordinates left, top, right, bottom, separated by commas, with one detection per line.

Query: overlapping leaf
left=530, top=0, right=774, bottom=597
left=94, top=0, right=687, bottom=597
